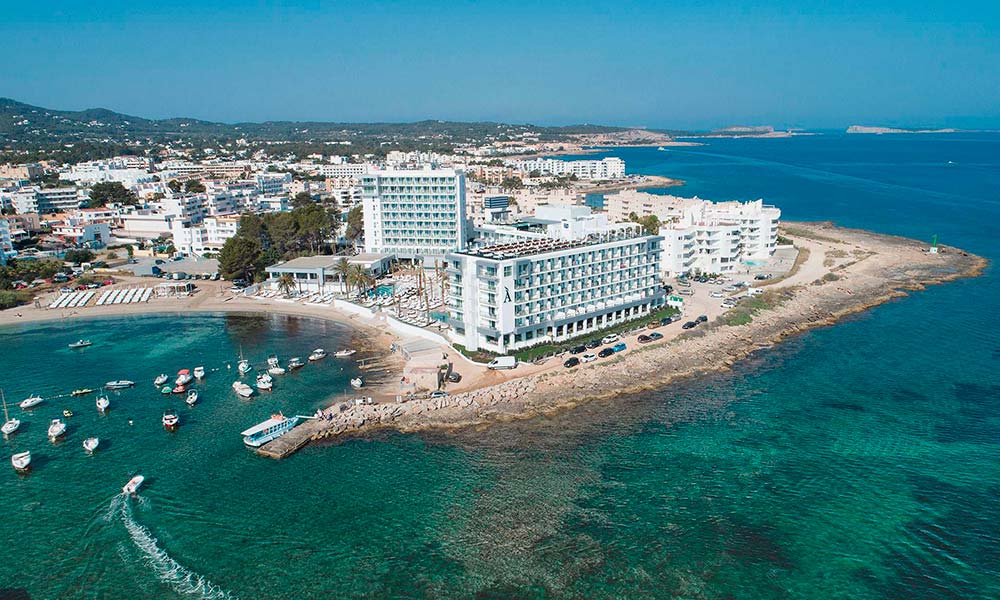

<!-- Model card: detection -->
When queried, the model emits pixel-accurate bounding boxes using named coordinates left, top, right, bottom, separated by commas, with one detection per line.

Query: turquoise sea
left=2, top=134, right=999, bottom=598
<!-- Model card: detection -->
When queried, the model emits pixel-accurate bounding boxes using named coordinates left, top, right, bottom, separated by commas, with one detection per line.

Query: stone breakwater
left=300, top=222, right=987, bottom=447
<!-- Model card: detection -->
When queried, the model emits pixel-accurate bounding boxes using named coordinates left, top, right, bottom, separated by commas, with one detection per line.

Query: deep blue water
left=2, top=134, right=999, bottom=598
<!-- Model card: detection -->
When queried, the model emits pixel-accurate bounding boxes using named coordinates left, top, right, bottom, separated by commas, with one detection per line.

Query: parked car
left=563, top=357, right=580, bottom=368
left=755, top=273, right=773, bottom=280
left=210, top=272, right=221, bottom=281
left=611, top=342, right=627, bottom=353
left=597, top=348, right=615, bottom=358
left=569, top=345, right=587, bottom=355
left=682, top=321, right=698, bottom=329
left=709, top=291, right=724, bottom=298
left=585, top=339, right=602, bottom=349
left=601, top=334, right=620, bottom=345
left=637, top=334, right=652, bottom=344
left=648, top=332, right=664, bottom=341
left=676, top=279, right=692, bottom=288
left=446, top=372, right=462, bottom=383
left=697, top=315, right=708, bottom=323
left=581, top=353, right=597, bottom=363
left=678, top=289, right=694, bottom=296
left=232, top=278, right=249, bottom=288
left=660, top=316, right=676, bottom=325
left=430, top=390, right=449, bottom=398
left=646, top=321, right=662, bottom=329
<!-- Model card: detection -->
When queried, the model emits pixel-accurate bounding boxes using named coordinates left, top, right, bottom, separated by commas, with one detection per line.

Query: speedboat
left=68, top=339, right=92, bottom=349
left=160, top=386, right=172, bottom=395
left=19, top=395, right=43, bottom=410
left=172, top=384, right=187, bottom=394
left=185, top=389, right=199, bottom=406
left=255, top=373, right=273, bottom=391
left=11, top=451, right=31, bottom=472
left=47, top=418, right=67, bottom=439
left=334, top=349, right=356, bottom=358
left=350, top=377, right=363, bottom=389
left=154, top=374, right=169, bottom=386
left=287, top=357, right=305, bottom=371
left=71, top=388, right=94, bottom=397
left=96, top=395, right=110, bottom=412
left=308, top=348, right=327, bottom=361
left=267, top=355, right=285, bottom=375
left=193, top=366, right=206, bottom=379
left=62, top=409, right=74, bottom=418
left=175, top=370, right=193, bottom=386
left=2, top=390, right=20, bottom=435
left=105, top=380, right=135, bottom=390
left=123, top=474, right=144, bottom=495
left=232, top=381, right=254, bottom=398
left=162, top=411, right=179, bottom=432
left=268, top=365, right=286, bottom=376
left=83, top=437, right=100, bottom=453
left=238, top=359, right=252, bottom=375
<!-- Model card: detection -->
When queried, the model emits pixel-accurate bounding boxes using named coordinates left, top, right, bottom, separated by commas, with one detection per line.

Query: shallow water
left=2, top=134, right=999, bottom=598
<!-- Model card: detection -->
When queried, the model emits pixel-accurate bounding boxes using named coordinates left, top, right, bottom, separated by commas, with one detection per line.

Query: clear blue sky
left=3, top=0, right=998, bottom=129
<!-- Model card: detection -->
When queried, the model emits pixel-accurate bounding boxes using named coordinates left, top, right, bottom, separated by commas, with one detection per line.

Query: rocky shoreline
left=303, top=222, right=988, bottom=447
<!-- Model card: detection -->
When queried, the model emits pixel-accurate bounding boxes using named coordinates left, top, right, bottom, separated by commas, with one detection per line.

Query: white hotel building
left=446, top=208, right=664, bottom=354
left=361, top=168, right=469, bottom=263
left=0, top=218, right=14, bottom=264
left=507, top=157, right=626, bottom=180
left=171, top=215, right=241, bottom=256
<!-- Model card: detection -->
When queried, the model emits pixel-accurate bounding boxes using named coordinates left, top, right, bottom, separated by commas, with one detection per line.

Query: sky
left=3, top=0, right=999, bottom=129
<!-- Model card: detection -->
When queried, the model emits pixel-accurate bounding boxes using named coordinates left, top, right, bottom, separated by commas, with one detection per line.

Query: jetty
left=255, top=415, right=324, bottom=459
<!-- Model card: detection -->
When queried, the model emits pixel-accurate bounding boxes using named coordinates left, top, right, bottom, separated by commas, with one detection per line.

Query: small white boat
left=68, top=339, right=92, bottom=349
left=11, top=451, right=31, bottom=472
left=123, top=474, right=144, bottom=495
left=308, top=348, right=327, bottom=361
left=268, top=365, right=286, bottom=376
left=154, top=374, right=169, bottom=386
left=350, top=377, right=363, bottom=389
left=162, top=412, right=179, bottom=431
left=47, top=418, right=67, bottom=440
left=83, top=437, right=100, bottom=453
left=334, top=349, right=356, bottom=358
left=20, top=395, right=43, bottom=410
left=238, top=359, right=252, bottom=375
left=185, top=389, right=199, bottom=406
left=2, top=390, right=20, bottom=436
left=105, top=380, right=135, bottom=390
left=232, top=381, right=254, bottom=398
left=175, top=370, right=193, bottom=386
left=96, top=395, right=110, bottom=412
left=287, top=357, right=305, bottom=371
left=255, top=373, right=273, bottom=391
left=193, top=366, right=206, bottom=379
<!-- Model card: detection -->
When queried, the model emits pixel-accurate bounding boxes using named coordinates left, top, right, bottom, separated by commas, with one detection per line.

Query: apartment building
left=255, top=173, right=292, bottom=196
left=5, top=186, right=85, bottom=214
left=51, top=218, right=111, bottom=246
left=0, top=218, right=14, bottom=264
left=319, top=164, right=369, bottom=179
left=446, top=229, right=664, bottom=354
left=171, top=215, right=241, bottom=255
left=508, top=157, right=626, bottom=180
left=361, top=168, right=469, bottom=263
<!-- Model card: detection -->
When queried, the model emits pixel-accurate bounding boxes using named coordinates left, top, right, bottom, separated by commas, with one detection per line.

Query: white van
left=487, top=356, right=518, bottom=370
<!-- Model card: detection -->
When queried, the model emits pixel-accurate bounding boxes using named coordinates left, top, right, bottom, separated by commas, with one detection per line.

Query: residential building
left=264, top=253, right=395, bottom=293
left=256, top=173, right=292, bottom=196
left=51, top=218, right=111, bottom=246
left=319, top=164, right=369, bottom=178
left=5, top=186, right=85, bottom=214
left=0, top=218, right=14, bottom=264
left=508, top=157, right=626, bottom=180
left=361, top=168, right=469, bottom=263
left=171, top=215, right=241, bottom=255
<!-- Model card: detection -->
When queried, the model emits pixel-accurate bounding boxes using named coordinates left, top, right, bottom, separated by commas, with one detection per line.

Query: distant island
left=846, top=125, right=960, bottom=134
left=679, top=126, right=815, bottom=139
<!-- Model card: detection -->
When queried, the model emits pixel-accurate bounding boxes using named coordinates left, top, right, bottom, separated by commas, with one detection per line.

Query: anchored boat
left=193, top=366, right=206, bottom=379
left=2, top=390, right=20, bottom=436
left=11, top=451, right=31, bottom=472
left=96, top=395, right=110, bottom=413
left=232, top=381, right=254, bottom=398
left=175, top=369, right=193, bottom=386
left=350, top=377, right=363, bottom=389
left=19, top=395, right=43, bottom=410
left=241, top=413, right=300, bottom=447
left=68, top=339, right=92, bottom=349
left=47, top=418, right=67, bottom=440
left=308, top=348, right=327, bottom=361
left=105, top=380, right=135, bottom=390
left=154, top=374, right=169, bottom=386
left=83, top=437, right=100, bottom=453
left=185, top=389, right=199, bottom=406
left=256, top=373, right=273, bottom=391
left=334, top=349, right=356, bottom=358
left=162, top=411, right=179, bottom=432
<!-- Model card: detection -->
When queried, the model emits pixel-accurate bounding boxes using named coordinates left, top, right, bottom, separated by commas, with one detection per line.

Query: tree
left=64, top=249, right=95, bottom=264
left=238, top=213, right=270, bottom=249
left=291, top=192, right=314, bottom=208
left=88, top=182, right=138, bottom=207
left=333, top=257, right=351, bottom=293
left=628, top=213, right=661, bottom=235
left=345, top=205, right=364, bottom=241
left=500, top=176, right=523, bottom=190
left=167, top=180, right=182, bottom=193
left=276, top=273, right=296, bottom=297
left=218, top=237, right=262, bottom=281
left=295, top=203, right=336, bottom=253
left=184, top=180, right=206, bottom=193
left=267, top=211, right=299, bottom=255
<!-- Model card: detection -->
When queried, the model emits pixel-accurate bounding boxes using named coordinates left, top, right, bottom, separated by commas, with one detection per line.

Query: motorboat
left=68, top=339, right=92, bottom=349
left=172, top=384, right=187, bottom=394
left=62, top=409, right=74, bottom=418
left=232, top=381, right=254, bottom=398
left=268, top=365, right=286, bottom=376
left=123, top=474, right=144, bottom=495
left=162, top=411, right=179, bottom=431
left=47, top=418, right=67, bottom=439
left=96, top=395, right=110, bottom=412
left=105, top=380, right=135, bottom=390
left=287, top=357, right=305, bottom=371
left=70, top=388, right=94, bottom=397
left=154, top=374, right=169, bottom=386
left=334, top=349, right=356, bottom=358
left=238, top=359, right=252, bottom=375
left=267, top=355, right=286, bottom=375
left=185, top=389, right=199, bottom=406
left=308, top=348, right=327, bottom=361
left=2, top=390, right=20, bottom=436
left=19, top=395, right=43, bottom=410
left=350, top=377, right=363, bottom=389
left=193, top=366, right=206, bottom=379
left=83, top=437, right=100, bottom=453
left=160, top=386, right=173, bottom=395
left=241, top=413, right=301, bottom=447
left=175, top=369, right=193, bottom=386
left=255, top=373, right=273, bottom=391
left=11, top=451, right=31, bottom=472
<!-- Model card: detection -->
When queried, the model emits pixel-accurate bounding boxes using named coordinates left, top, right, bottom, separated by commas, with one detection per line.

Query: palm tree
left=347, top=264, right=369, bottom=299
left=276, top=273, right=296, bottom=297
left=333, top=257, right=351, bottom=294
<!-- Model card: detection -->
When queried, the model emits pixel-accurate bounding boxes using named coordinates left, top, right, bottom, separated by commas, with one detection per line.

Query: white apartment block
left=171, top=215, right=241, bottom=256
left=319, top=164, right=370, bottom=178
left=60, top=157, right=154, bottom=186
left=446, top=228, right=665, bottom=354
left=361, top=168, right=469, bottom=262
left=5, top=187, right=85, bottom=214
left=0, top=218, right=14, bottom=264
left=52, top=219, right=111, bottom=246
left=508, top=157, right=626, bottom=180
left=255, top=173, right=292, bottom=196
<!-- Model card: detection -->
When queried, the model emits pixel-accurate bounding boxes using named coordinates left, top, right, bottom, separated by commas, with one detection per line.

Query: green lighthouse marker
left=930, top=233, right=939, bottom=254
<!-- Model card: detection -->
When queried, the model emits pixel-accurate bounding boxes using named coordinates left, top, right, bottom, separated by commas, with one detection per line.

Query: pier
left=255, top=415, right=325, bottom=459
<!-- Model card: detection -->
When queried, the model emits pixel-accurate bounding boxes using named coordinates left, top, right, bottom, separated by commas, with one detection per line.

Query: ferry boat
left=123, top=474, right=144, bottom=495
left=334, top=349, right=356, bottom=358
left=256, top=373, right=273, bottom=391
left=175, top=370, right=193, bottom=386
left=11, top=451, right=31, bottom=472
left=105, top=380, right=135, bottom=390
left=70, top=388, right=94, bottom=397
left=68, top=339, right=92, bottom=349
left=350, top=377, right=363, bottom=389
left=47, top=418, right=67, bottom=440
left=193, top=366, right=206, bottom=379
left=241, top=413, right=300, bottom=448
left=83, top=437, right=100, bottom=453
left=287, top=357, right=305, bottom=371
left=96, top=395, right=110, bottom=413
left=308, top=348, right=327, bottom=361
left=2, top=390, right=20, bottom=436
left=232, top=381, right=254, bottom=398
left=154, top=374, right=169, bottom=386
left=185, top=389, right=199, bottom=406
left=162, top=411, right=179, bottom=432
left=19, top=395, right=43, bottom=410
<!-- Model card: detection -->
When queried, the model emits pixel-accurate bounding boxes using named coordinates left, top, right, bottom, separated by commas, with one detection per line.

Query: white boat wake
left=112, top=494, right=237, bottom=600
